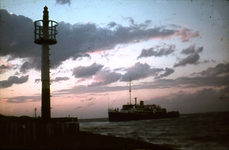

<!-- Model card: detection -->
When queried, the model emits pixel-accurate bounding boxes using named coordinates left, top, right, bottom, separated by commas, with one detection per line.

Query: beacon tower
left=34, top=6, right=58, bottom=122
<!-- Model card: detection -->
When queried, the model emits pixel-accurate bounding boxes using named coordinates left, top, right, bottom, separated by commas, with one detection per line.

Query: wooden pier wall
left=0, top=122, right=79, bottom=144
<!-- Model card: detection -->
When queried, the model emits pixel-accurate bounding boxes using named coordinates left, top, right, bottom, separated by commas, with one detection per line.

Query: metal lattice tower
left=34, top=6, right=58, bottom=122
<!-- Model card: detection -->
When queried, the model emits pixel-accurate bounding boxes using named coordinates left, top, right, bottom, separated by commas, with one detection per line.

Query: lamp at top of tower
left=34, top=6, right=58, bottom=45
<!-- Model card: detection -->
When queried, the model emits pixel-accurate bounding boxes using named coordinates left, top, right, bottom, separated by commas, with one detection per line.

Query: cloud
left=121, top=62, right=164, bottom=81
left=1, top=10, right=201, bottom=76
left=75, top=106, right=83, bottom=110
left=7, top=95, right=40, bottom=103
left=87, top=101, right=95, bottom=107
left=152, top=75, right=229, bottom=89
left=51, top=62, right=229, bottom=96
left=85, top=97, right=96, bottom=101
left=34, top=76, right=70, bottom=83
left=0, top=9, right=40, bottom=64
left=180, top=44, right=203, bottom=55
left=0, top=65, right=12, bottom=74
left=19, top=58, right=40, bottom=73
left=89, top=70, right=122, bottom=87
left=202, top=59, right=215, bottom=64
left=176, top=28, right=199, bottom=42
left=89, top=62, right=171, bottom=86
left=174, top=44, right=204, bottom=67
left=52, top=62, right=229, bottom=95
left=192, top=63, right=229, bottom=77
left=155, top=68, right=174, bottom=79
left=148, top=87, right=229, bottom=113
left=0, top=75, right=29, bottom=88
left=35, top=79, right=41, bottom=83
left=56, top=0, right=71, bottom=5
left=107, top=22, right=117, bottom=28
left=51, top=77, right=70, bottom=82
left=1, top=9, right=185, bottom=72
left=137, top=45, right=175, bottom=59
left=53, top=73, right=229, bottom=96
left=174, top=53, right=200, bottom=68
left=72, top=63, right=103, bottom=78
left=51, top=20, right=178, bottom=68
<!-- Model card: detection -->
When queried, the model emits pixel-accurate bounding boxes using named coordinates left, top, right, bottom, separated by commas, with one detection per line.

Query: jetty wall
left=0, top=121, right=79, bottom=144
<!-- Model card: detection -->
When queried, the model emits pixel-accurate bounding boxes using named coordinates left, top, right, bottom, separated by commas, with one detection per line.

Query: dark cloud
left=52, top=62, right=229, bottom=95
left=72, top=53, right=91, bottom=61
left=193, top=63, right=229, bottom=77
left=197, top=47, right=203, bottom=53
left=121, top=62, right=164, bottom=81
left=74, top=106, right=83, bottom=110
left=0, top=75, right=29, bottom=88
left=89, top=70, right=122, bottom=87
left=0, top=9, right=183, bottom=72
left=85, top=97, right=96, bottom=101
left=14, top=71, right=20, bottom=76
left=202, top=59, right=215, bottom=64
left=139, top=20, right=152, bottom=29
left=180, top=44, right=203, bottom=55
left=53, top=84, right=127, bottom=96
left=107, top=22, right=117, bottom=28
left=20, top=59, right=39, bottom=73
left=51, top=76, right=70, bottom=82
left=34, top=76, right=69, bottom=83
left=72, top=63, right=103, bottom=78
left=174, top=53, right=200, bottom=68
left=53, top=20, right=177, bottom=67
left=147, top=87, right=229, bottom=113
left=90, top=62, right=169, bottom=86
left=169, top=24, right=182, bottom=29
left=87, top=101, right=95, bottom=107
left=152, top=75, right=229, bottom=89
left=174, top=44, right=204, bottom=67
left=1, top=9, right=200, bottom=75
left=56, top=0, right=71, bottom=5
left=53, top=73, right=229, bottom=96
left=0, top=65, right=12, bottom=74
left=124, top=17, right=152, bottom=30
left=51, top=20, right=178, bottom=68
left=181, top=44, right=196, bottom=55
left=35, top=79, right=40, bottom=83
left=137, top=45, right=175, bottom=59
left=7, top=95, right=40, bottom=103
left=0, top=9, right=40, bottom=65
left=53, top=75, right=229, bottom=97
left=155, top=68, right=174, bottom=79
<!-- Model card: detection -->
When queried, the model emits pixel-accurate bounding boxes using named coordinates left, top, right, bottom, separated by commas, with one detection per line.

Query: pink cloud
left=176, top=28, right=199, bottom=42
left=0, top=58, right=5, bottom=64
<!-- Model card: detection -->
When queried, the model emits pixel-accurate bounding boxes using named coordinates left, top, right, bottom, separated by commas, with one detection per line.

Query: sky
left=0, top=0, right=229, bottom=119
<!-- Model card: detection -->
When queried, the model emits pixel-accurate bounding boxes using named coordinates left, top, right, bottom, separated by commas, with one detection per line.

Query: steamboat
left=108, top=78, right=180, bottom=121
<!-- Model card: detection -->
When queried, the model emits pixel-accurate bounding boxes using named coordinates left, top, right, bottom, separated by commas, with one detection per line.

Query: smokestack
left=34, top=6, right=58, bottom=122
left=135, top=97, right=137, bottom=105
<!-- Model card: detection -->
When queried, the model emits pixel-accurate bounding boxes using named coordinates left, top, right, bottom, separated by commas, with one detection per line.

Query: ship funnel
left=140, top=101, right=144, bottom=106
left=135, top=97, right=137, bottom=105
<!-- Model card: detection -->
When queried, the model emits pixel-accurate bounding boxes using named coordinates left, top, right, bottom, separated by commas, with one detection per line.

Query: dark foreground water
left=79, top=112, right=229, bottom=150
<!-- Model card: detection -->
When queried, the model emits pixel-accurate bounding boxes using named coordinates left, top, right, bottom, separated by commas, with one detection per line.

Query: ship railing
left=108, top=107, right=119, bottom=112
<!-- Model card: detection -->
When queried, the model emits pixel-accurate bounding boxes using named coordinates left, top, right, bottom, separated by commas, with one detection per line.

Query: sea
left=79, top=111, right=229, bottom=150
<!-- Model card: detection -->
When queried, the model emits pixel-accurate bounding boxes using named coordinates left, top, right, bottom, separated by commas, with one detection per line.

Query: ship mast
left=129, top=77, right=131, bottom=104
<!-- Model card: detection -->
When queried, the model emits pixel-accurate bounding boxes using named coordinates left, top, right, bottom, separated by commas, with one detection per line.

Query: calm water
left=79, top=112, right=229, bottom=150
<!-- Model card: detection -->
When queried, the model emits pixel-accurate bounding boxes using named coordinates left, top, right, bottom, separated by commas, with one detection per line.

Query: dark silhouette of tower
left=34, top=6, right=58, bottom=122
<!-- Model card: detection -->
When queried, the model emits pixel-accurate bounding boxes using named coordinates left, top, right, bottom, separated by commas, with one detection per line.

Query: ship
left=108, top=78, right=180, bottom=121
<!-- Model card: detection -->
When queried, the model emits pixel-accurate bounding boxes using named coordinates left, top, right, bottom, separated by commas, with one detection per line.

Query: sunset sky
left=0, top=0, right=228, bottom=119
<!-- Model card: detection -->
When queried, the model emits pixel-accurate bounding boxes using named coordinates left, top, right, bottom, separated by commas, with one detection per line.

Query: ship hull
left=108, top=111, right=180, bottom=122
